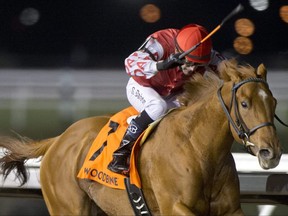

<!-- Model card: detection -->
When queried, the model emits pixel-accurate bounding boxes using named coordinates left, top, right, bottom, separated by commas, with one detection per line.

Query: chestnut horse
left=0, top=59, right=282, bottom=215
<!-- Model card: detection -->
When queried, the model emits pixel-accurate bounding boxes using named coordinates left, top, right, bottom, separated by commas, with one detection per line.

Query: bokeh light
left=235, top=18, right=255, bottom=37
left=280, top=5, right=288, bottom=23
left=140, top=4, right=161, bottom=23
left=249, top=0, right=269, bottom=11
left=19, top=7, right=40, bottom=26
left=233, top=36, right=253, bottom=55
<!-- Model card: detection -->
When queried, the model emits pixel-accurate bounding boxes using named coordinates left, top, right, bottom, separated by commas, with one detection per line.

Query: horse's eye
left=241, top=101, right=248, bottom=108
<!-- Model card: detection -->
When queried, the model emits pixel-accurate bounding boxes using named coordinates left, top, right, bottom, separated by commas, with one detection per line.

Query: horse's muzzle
left=257, top=147, right=282, bottom=169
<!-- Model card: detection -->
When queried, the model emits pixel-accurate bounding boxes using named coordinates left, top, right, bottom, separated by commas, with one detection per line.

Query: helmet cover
left=175, top=24, right=212, bottom=63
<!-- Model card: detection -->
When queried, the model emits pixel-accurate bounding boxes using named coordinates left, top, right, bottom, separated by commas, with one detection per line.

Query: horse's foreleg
left=211, top=155, right=244, bottom=216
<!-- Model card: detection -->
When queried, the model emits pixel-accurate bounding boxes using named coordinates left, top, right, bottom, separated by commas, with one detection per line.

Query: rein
left=217, top=77, right=277, bottom=154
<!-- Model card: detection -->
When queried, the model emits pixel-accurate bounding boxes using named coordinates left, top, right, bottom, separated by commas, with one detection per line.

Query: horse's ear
left=218, top=59, right=241, bottom=82
left=256, top=63, right=267, bottom=81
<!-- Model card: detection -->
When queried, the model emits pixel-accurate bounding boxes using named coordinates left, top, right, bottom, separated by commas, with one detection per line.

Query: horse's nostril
left=259, top=149, right=272, bottom=159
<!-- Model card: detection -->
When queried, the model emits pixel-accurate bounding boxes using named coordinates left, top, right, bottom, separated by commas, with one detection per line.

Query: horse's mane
left=178, top=59, right=258, bottom=106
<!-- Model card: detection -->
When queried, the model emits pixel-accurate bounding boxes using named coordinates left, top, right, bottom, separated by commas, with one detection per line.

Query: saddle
left=77, top=106, right=159, bottom=189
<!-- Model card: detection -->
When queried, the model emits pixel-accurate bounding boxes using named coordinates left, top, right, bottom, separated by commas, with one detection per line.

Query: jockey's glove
left=156, top=53, right=184, bottom=71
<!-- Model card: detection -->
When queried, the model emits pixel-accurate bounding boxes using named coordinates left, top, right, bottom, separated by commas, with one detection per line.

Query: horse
left=0, top=59, right=282, bottom=215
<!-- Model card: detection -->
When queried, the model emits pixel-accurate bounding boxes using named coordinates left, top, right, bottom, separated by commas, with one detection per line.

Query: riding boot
left=108, top=110, right=153, bottom=175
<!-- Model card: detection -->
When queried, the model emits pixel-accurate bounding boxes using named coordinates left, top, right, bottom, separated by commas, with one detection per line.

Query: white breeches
left=126, top=78, right=180, bottom=121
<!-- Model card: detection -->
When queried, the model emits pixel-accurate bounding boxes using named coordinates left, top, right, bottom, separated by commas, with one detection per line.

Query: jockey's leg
left=108, top=110, right=153, bottom=175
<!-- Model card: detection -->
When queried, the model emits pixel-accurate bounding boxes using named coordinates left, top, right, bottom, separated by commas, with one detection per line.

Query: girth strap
left=124, top=177, right=151, bottom=216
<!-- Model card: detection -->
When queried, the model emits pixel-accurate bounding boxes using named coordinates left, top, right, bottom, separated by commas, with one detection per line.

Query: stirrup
left=107, top=156, right=130, bottom=176
left=108, top=163, right=129, bottom=175
left=108, top=167, right=130, bottom=176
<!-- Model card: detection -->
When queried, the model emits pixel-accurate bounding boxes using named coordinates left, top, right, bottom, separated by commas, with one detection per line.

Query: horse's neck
left=177, top=92, right=234, bottom=160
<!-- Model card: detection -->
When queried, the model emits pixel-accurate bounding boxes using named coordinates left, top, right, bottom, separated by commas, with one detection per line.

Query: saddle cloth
left=77, top=106, right=159, bottom=190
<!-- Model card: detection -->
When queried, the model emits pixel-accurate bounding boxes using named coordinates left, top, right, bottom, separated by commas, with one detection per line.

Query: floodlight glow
left=235, top=18, right=255, bottom=37
left=249, top=0, right=269, bottom=11
left=280, top=5, right=288, bottom=23
left=19, top=7, right=40, bottom=26
left=140, top=4, right=161, bottom=23
left=233, top=36, right=253, bottom=55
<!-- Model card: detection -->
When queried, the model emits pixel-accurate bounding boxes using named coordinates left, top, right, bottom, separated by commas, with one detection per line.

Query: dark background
left=0, top=0, right=287, bottom=69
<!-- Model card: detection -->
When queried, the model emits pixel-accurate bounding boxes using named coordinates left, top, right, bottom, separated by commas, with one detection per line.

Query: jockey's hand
left=156, top=53, right=184, bottom=71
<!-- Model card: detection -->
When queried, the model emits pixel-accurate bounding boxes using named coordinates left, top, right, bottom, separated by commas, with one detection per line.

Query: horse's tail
left=0, top=134, right=56, bottom=186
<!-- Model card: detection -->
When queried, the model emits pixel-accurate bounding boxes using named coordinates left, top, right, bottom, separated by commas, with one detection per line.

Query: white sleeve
left=124, top=38, right=164, bottom=79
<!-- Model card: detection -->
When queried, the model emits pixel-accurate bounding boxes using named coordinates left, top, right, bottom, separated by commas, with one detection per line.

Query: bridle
left=217, top=77, right=275, bottom=155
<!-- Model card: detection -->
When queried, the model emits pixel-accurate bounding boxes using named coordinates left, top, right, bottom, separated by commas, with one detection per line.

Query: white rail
left=0, top=69, right=287, bottom=101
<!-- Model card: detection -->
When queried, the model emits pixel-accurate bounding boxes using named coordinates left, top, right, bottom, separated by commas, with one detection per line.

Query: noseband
left=217, top=78, right=275, bottom=154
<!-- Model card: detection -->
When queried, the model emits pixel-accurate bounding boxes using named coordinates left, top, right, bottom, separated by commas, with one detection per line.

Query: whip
left=179, top=4, right=244, bottom=59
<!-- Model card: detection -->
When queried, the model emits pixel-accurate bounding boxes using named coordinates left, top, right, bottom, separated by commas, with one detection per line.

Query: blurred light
left=235, top=18, right=255, bottom=37
left=19, top=7, right=40, bottom=26
left=280, top=5, right=288, bottom=23
left=140, top=4, right=161, bottom=23
left=233, top=36, right=253, bottom=55
left=249, top=0, right=269, bottom=11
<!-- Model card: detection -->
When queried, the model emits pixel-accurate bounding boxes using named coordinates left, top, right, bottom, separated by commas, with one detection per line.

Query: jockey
left=108, top=24, right=225, bottom=175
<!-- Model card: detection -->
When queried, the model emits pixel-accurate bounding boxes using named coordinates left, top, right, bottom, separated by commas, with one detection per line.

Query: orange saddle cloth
left=77, top=106, right=148, bottom=189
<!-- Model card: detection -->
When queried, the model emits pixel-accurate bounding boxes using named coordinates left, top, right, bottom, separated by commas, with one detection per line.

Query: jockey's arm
left=208, top=50, right=227, bottom=72
left=124, top=38, right=164, bottom=79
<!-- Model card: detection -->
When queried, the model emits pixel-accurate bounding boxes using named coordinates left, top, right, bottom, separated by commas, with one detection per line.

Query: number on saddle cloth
left=88, top=120, right=120, bottom=161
